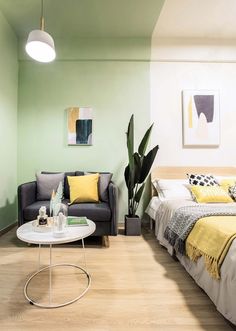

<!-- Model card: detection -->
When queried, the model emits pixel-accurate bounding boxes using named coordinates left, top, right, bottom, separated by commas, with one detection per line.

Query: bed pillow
left=36, top=172, right=65, bottom=200
left=219, top=178, right=236, bottom=192
left=68, top=173, right=99, bottom=203
left=229, top=185, right=236, bottom=201
left=152, top=179, right=193, bottom=200
left=187, top=174, right=218, bottom=186
left=191, top=185, right=233, bottom=203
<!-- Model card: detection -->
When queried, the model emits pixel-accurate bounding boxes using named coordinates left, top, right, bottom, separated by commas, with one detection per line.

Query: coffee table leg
left=49, top=244, right=52, bottom=305
left=24, top=241, right=90, bottom=308
left=81, top=238, right=87, bottom=271
left=38, top=244, right=41, bottom=270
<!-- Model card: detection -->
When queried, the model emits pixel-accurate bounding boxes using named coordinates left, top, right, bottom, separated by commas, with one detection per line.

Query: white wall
left=150, top=39, right=236, bottom=167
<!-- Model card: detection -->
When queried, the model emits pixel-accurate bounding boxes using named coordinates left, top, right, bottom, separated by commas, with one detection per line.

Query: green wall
left=18, top=42, right=151, bottom=219
left=0, top=10, right=18, bottom=231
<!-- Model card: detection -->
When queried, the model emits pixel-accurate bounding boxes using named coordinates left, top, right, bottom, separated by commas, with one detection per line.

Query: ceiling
left=0, top=0, right=164, bottom=38
left=153, top=0, right=236, bottom=39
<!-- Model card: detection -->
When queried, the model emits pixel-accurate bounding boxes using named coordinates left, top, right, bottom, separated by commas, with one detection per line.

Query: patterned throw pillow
left=187, top=174, right=218, bottom=186
left=229, top=185, right=236, bottom=200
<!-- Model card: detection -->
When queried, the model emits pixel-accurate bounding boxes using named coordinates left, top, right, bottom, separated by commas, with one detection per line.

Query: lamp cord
left=40, top=0, right=45, bottom=31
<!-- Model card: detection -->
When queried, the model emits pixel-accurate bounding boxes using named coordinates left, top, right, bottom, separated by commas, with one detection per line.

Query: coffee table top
left=17, top=220, right=96, bottom=245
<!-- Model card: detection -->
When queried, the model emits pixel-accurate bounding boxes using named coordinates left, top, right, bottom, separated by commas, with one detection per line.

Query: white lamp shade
left=25, top=29, right=56, bottom=63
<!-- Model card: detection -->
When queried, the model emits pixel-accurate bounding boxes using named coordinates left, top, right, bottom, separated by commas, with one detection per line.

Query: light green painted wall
left=18, top=37, right=151, bottom=61
left=0, top=10, right=18, bottom=230
left=18, top=54, right=150, bottom=219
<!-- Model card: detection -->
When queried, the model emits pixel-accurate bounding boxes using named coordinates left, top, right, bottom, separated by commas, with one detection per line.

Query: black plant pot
left=125, top=215, right=141, bottom=236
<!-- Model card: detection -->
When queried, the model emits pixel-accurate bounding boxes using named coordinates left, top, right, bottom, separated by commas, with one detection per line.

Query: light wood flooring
left=0, top=226, right=234, bottom=331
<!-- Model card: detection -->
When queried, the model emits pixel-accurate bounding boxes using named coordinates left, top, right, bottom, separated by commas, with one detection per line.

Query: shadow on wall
left=0, top=197, right=17, bottom=231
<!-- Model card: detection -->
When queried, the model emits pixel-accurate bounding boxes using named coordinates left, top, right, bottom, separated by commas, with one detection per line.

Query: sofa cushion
left=78, top=171, right=112, bottom=202
left=36, top=173, right=64, bottom=200
left=42, top=171, right=75, bottom=199
left=68, top=173, right=99, bottom=203
left=24, top=199, right=111, bottom=222
left=68, top=202, right=111, bottom=221
left=24, top=200, right=51, bottom=221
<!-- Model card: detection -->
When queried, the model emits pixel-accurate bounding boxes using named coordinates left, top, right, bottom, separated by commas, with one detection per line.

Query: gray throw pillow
left=85, top=172, right=112, bottom=202
left=99, top=173, right=113, bottom=202
left=36, top=172, right=65, bottom=200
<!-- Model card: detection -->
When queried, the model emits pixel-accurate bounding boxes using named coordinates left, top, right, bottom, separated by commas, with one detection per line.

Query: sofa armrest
left=18, top=181, right=37, bottom=226
left=108, top=182, right=118, bottom=235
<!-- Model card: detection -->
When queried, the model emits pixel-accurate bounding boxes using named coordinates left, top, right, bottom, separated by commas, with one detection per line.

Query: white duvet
left=146, top=197, right=236, bottom=325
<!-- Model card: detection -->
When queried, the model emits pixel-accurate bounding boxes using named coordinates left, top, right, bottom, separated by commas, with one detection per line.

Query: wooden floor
left=0, top=226, right=234, bottom=331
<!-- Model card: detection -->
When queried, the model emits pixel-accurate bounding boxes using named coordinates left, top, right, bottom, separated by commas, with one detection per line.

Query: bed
left=145, top=166, right=236, bottom=326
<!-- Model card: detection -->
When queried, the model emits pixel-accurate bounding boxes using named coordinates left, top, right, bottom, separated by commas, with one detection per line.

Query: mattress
left=146, top=197, right=236, bottom=325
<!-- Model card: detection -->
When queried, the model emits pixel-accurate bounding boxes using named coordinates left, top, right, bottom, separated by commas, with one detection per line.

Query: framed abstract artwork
left=67, top=107, right=93, bottom=145
left=182, top=90, right=220, bottom=147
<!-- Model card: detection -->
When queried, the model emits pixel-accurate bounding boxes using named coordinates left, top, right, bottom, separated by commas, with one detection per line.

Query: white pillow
left=152, top=179, right=193, bottom=200
left=215, top=175, right=236, bottom=183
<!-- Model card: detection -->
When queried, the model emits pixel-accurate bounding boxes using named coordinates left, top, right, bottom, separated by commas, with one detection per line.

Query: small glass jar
left=52, top=203, right=68, bottom=237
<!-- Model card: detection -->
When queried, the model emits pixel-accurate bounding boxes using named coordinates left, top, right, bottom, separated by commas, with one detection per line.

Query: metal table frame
left=24, top=238, right=91, bottom=308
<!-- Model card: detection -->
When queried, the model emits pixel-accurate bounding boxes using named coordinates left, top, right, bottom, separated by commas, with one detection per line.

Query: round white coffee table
left=17, top=219, right=96, bottom=308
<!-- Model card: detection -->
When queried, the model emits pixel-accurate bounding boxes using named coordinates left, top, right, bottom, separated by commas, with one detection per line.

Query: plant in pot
left=124, top=114, right=159, bottom=235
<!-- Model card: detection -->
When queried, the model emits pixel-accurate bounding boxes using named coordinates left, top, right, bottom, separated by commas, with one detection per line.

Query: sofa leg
left=102, top=236, right=110, bottom=248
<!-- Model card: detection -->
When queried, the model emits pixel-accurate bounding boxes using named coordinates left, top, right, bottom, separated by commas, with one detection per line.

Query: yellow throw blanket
left=185, top=216, right=236, bottom=279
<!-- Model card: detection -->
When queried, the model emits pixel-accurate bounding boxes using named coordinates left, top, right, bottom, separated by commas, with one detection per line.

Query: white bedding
left=146, top=197, right=236, bottom=325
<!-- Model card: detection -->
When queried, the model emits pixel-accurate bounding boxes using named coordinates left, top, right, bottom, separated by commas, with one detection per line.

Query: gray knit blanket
left=164, top=204, right=236, bottom=255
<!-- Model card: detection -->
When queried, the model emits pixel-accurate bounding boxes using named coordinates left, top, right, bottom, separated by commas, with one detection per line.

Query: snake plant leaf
left=133, top=152, right=141, bottom=184
left=124, top=165, right=134, bottom=199
left=134, top=183, right=145, bottom=203
left=127, top=115, right=134, bottom=171
left=139, top=145, right=159, bottom=183
left=138, top=123, right=153, bottom=157
left=124, top=165, right=130, bottom=188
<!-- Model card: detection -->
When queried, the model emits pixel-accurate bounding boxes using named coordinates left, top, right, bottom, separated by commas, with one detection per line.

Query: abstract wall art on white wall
left=67, top=107, right=93, bottom=145
left=182, top=90, right=220, bottom=147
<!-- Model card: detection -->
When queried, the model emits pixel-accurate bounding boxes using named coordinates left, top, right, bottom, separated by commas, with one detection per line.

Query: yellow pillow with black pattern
left=68, top=173, right=99, bottom=203
left=219, top=178, right=236, bottom=192
left=191, top=185, right=233, bottom=203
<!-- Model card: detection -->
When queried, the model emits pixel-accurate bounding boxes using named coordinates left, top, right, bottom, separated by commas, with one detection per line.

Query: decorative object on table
left=32, top=206, right=53, bottom=232
left=182, top=90, right=220, bottom=147
left=124, top=114, right=159, bottom=235
left=67, top=216, right=89, bottom=227
left=67, top=107, right=93, bottom=145
left=49, top=181, right=63, bottom=217
left=48, top=181, right=67, bottom=237
left=52, top=203, right=68, bottom=237
left=37, top=206, right=48, bottom=226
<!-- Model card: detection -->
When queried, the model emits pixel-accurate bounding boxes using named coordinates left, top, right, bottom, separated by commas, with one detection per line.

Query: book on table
left=67, top=216, right=88, bottom=226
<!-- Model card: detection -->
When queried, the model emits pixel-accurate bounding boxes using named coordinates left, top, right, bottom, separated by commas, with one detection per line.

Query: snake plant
left=124, top=114, right=159, bottom=217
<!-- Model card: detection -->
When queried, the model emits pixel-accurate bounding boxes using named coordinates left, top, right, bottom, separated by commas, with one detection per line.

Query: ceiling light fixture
left=25, top=0, right=56, bottom=63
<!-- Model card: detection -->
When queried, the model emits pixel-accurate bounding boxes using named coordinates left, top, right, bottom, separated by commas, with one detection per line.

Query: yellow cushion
left=191, top=185, right=233, bottom=203
left=68, top=173, right=99, bottom=203
left=219, top=178, right=236, bottom=192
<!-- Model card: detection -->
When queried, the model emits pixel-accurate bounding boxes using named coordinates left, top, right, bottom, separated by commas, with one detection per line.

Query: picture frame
left=67, top=107, right=93, bottom=146
left=182, top=90, right=220, bottom=147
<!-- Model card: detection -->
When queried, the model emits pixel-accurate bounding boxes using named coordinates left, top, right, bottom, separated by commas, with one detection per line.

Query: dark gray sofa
left=18, top=171, right=118, bottom=237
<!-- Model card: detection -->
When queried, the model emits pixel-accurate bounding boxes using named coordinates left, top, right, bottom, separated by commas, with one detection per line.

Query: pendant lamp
left=25, top=0, right=56, bottom=62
